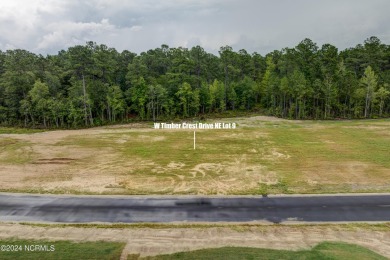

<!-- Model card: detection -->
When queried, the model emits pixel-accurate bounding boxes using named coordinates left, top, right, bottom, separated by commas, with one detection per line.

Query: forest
left=0, top=36, right=389, bottom=128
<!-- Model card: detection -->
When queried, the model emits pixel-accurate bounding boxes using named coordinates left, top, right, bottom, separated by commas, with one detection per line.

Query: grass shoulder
left=0, top=127, right=46, bottom=134
left=138, top=242, right=387, bottom=260
left=17, top=222, right=390, bottom=232
left=0, top=238, right=124, bottom=260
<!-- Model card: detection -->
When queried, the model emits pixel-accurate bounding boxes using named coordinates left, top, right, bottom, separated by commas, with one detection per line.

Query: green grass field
left=0, top=127, right=45, bottom=134
left=0, top=239, right=124, bottom=260
left=0, top=116, right=389, bottom=194
left=139, top=242, right=387, bottom=260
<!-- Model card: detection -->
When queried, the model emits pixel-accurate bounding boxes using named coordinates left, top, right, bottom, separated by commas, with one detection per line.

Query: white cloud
left=36, top=19, right=116, bottom=51
left=130, top=25, right=142, bottom=32
left=0, top=0, right=388, bottom=54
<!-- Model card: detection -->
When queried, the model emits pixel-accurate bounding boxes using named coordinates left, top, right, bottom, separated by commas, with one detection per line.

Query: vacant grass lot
left=140, top=242, right=387, bottom=260
left=0, top=116, right=389, bottom=194
left=0, top=238, right=124, bottom=260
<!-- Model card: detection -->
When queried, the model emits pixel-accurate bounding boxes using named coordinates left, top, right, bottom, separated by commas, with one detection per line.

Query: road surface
left=0, top=193, right=389, bottom=223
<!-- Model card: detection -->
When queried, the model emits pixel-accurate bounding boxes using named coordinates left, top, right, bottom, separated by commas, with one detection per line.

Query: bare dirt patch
left=262, top=148, right=291, bottom=160
left=0, top=223, right=389, bottom=258
left=245, top=116, right=290, bottom=122
left=167, top=162, right=185, bottom=169
left=120, top=159, right=271, bottom=195
left=32, top=158, right=76, bottom=165
left=190, top=163, right=222, bottom=178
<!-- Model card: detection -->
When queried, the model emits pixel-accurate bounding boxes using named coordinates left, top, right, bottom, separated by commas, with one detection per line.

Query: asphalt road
left=0, top=193, right=389, bottom=223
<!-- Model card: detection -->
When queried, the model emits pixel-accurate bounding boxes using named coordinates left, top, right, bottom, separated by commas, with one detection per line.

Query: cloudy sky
left=0, top=0, right=389, bottom=55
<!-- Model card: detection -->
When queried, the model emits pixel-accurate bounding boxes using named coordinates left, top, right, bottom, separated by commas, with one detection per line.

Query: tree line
left=0, top=36, right=389, bottom=128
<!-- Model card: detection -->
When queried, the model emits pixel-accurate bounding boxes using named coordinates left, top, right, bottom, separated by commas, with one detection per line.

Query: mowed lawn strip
left=0, top=127, right=45, bottom=134
left=139, top=242, right=387, bottom=260
left=0, top=238, right=124, bottom=260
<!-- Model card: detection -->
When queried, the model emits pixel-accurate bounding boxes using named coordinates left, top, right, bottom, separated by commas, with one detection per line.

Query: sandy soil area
left=0, top=223, right=389, bottom=259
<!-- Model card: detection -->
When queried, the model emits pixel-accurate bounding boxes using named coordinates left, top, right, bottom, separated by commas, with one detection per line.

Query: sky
left=0, top=0, right=389, bottom=55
